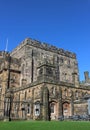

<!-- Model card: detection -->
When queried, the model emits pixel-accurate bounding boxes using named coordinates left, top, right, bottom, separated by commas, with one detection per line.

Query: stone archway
left=63, top=102, right=71, bottom=117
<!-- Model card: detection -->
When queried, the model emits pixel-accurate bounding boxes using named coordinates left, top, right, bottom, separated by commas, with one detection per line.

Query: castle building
left=0, top=38, right=90, bottom=121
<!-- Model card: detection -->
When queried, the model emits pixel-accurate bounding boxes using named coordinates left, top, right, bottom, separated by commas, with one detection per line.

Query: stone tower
left=0, top=38, right=90, bottom=121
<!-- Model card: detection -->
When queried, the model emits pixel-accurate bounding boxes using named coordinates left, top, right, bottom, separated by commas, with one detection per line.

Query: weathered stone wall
left=74, top=102, right=88, bottom=115
left=10, top=38, right=79, bottom=86
left=0, top=38, right=90, bottom=120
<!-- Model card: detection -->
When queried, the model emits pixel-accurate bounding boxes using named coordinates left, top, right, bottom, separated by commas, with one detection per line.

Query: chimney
left=84, top=71, right=89, bottom=82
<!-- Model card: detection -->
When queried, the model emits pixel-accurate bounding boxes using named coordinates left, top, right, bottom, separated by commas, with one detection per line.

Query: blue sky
left=0, top=0, right=90, bottom=81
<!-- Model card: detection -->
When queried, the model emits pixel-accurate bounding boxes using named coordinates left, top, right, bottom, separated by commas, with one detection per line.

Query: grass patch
left=0, top=121, right=90, bottom=130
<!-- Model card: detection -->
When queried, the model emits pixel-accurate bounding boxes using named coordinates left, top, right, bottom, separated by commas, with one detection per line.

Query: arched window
left=34, top=101, right=40, bottom=116
left=27, top=104, right=30, bottom=114
left=63, top=102, right=70, bottom=116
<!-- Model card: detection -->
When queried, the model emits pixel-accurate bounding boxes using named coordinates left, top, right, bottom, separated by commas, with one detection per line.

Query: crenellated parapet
left=11, top=38, right=76, bottom=59
left=0, top=51, right=9, bottom=58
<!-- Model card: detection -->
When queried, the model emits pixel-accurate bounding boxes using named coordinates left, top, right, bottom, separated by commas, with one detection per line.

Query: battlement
left=11, top=38, right=76, bottom=59
left=0, top=51, right=9, bottom=58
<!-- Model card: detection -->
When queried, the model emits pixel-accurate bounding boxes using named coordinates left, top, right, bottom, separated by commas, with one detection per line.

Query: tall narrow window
left=65, top=73, right=67, bottom=81
left=75, top=91, right=78, bottom=99
left=27, top=104, right=30, bottom=114
left=64, top=89, right=68, bottom=97
left=22, top=64, right=25, bottom=75
left=52, top=87, right=55, bottom=95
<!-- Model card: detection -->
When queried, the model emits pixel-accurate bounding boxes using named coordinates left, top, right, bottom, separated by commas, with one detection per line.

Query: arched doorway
left=49, top=101, right=57, bottom=120
left=63, top=102, right=71, bottom=117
